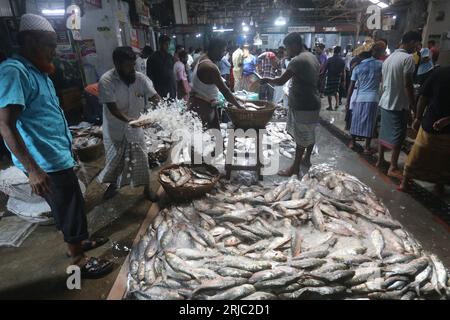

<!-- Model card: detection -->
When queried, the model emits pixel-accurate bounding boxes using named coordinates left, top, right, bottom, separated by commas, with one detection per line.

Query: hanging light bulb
left=213, top=23, right=217, bottom=30
left=274, top=11, right=286, bottom=26
left=250, top=17, right=254, bottom=26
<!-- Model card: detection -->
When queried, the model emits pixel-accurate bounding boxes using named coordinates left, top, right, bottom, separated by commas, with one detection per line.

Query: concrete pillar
left=422, top=0, right=436, bottom=44
left=173, top=0, right=188, bottom=24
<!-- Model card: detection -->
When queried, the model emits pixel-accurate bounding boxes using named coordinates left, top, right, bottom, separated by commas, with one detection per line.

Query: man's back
left=147, top=51, right=175, bottom=97
left=287, top=51, right=321, bottom=111
left=421, top=66, right=450, bottom=134
left=326, top=55, right=345, bottom=78
left=379, top=49, right=415, bottom=111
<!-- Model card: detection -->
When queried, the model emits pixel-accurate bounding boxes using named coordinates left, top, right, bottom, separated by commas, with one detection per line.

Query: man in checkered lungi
left=98, top=47, right=161, bottom=201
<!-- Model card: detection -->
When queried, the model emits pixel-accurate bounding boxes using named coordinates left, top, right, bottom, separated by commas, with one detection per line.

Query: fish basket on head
left=73, top=139, right=104, bottom=162
left=158, top=163, right=220, bottom=201
left=225, top=100, right=276, bottom=130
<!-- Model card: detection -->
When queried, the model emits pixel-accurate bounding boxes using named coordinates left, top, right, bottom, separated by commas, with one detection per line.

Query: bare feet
left=278, top=167, right=299, bottom=177
left=387, top=167, right=403, bottom=180
left=326, top=106, right=333, bottom=111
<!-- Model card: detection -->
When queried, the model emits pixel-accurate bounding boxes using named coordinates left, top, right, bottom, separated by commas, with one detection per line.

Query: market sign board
left=264, top=26, right=287, bottom=33
left=288, top=26, right=315, bottom=33
left=316, top=25, right=356, bottom=33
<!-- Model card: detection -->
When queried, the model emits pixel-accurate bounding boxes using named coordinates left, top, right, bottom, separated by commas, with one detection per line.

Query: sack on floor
left=0, top=166, right=86, bottom=223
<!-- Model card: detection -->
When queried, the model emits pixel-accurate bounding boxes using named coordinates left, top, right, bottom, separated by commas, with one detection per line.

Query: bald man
left=0, top=14, right=113, bottom=278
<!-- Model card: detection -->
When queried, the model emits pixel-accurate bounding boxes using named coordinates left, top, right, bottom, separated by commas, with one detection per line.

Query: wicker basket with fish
left=159, top=164, right=220, bottom=201
left=72, top=136, right=103, bottom=162
left=226, top=100, right=276, bottom=130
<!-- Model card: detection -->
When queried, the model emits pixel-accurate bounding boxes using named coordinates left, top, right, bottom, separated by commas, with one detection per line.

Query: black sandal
left=80, top=257, right=114, bottom=279
left=66, top=237, right=109, bottom=257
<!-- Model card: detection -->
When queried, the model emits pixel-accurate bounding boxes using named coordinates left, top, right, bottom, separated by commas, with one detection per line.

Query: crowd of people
left=316, top=32, right=449, bottom=195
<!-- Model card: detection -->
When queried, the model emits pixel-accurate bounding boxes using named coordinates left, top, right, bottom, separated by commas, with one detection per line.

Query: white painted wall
left=423, top=0, right=450, bottom=66
left=80, top=0, right=132, bottom=83
left=25, top=0, right=133, bottom=84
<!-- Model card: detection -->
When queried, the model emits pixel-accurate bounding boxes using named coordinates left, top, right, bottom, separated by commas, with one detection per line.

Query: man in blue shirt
left=219, top=51, right=231, bottom=86
left=346, top=41, right=385, bottom=154
left=0, top=14, right=113, bottom=278
left=416, top=47, right=434, bottom=86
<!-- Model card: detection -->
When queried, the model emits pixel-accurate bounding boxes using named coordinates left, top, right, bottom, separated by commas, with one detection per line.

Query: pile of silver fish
left=239, top=102, right=267, bottom=111
left=273, top=107, right=287, bottom=120
left=128, top=167, right=449, bottom=300
left=160, top=166, right=217, bottom=188
left=71, top=125, right=103, bottom=150
left=72, top=136, right=102, bottom=149
left=265, top=122, right=297, bottom=160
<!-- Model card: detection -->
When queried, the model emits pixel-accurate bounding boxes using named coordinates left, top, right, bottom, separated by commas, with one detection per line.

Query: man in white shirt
left=98, top=47, right=161, bottom=201
left=232, top=46, right=244, bottom=91
left=377, top=31, right=421, bottom=179
left=134, top=46, right=153, bottom=75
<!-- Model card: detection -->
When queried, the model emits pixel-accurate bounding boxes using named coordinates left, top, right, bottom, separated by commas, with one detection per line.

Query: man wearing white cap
left=0, top=14, right=113, bottom=278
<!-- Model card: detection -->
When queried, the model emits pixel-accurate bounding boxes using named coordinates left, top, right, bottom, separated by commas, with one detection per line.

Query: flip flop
left=66, top=237, right=109, bottom=257
left=80, top=257, right=114, bottom=279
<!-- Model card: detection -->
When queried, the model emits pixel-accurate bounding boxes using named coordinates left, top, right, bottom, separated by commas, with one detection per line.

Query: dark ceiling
left=148, top=0, right=414, bottom=27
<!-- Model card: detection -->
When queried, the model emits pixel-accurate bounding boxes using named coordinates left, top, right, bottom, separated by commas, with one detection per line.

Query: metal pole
left=355, top=11, right=362, bottom=45
left=70, top=31, right=87, bottom=88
